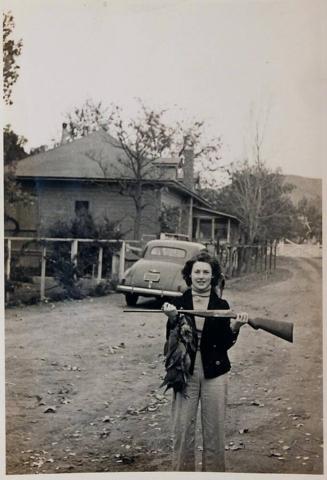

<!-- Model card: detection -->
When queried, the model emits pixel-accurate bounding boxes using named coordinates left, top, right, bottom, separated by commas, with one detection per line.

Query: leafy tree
left=46, top=213, right=123, bottom=297
left=3, top=11, right=23, bottom=105
left=4, top=126, right=32, bottom=233
left=296, top=196, right=322, bottom=243
left=29, top=145, right=48, bottom=155
left=3, top=13, right=31, bottom=234
left=4, top=124, right=27, bottom=164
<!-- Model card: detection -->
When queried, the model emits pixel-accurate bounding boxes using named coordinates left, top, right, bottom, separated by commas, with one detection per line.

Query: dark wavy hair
left=181, top=250, right=222, bottom=287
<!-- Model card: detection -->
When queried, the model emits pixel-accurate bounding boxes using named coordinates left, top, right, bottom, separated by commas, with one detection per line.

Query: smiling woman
left=162, top=250, right=248, bottom=471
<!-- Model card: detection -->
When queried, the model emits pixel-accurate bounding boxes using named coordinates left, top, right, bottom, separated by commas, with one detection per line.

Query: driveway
left=5, top=255, right=323, bottom=474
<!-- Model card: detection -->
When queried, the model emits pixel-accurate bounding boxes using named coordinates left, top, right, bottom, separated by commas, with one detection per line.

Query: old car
left=117, top=239, right=206, bottom=306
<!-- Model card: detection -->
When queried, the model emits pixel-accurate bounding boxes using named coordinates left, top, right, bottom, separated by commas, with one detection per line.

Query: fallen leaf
left=229, top=444, right=244, bottom=451
left=43, top=406, right=56, bottom=413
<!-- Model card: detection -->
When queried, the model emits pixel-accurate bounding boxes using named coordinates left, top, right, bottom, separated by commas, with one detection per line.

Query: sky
left=3, top=0, right=326, bottom=179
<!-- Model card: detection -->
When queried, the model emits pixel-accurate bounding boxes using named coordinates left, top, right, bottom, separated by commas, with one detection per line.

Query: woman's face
left=190, top=261, right=212, bottom=292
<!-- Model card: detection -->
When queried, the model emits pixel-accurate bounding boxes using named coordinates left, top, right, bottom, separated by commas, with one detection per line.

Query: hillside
left=282, top=174, right=322, bottom=206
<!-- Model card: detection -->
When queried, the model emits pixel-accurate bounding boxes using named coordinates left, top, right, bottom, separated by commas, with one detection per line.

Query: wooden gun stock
left=247, top=317, right=293, bottom=343
left=123, top=309, right=294, bottom=343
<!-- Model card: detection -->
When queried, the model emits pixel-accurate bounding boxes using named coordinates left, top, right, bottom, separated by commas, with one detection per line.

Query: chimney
left=182, top=139, right=195, bottom=191
left=61, top=122, right=71, bottom=145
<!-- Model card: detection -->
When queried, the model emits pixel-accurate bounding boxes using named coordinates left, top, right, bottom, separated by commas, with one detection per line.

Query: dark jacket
left=165, top=287, right=239, bottom=379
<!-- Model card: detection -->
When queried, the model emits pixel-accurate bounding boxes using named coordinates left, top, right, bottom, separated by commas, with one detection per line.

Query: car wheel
left=125, top=293, right=138, bottom=306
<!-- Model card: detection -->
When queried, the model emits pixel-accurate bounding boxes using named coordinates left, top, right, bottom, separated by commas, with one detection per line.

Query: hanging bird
left=161, top=315, right=195, bottom=397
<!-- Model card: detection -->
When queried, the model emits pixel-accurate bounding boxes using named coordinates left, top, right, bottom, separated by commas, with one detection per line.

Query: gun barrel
left=123, top=310, right=294, bottom=343
left=123, top=309, right=237, bottom=317
left=248, top=317, right=293, bottom=343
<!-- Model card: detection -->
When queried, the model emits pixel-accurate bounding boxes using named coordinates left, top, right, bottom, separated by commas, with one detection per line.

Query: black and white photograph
left=2, top=0, right=325, bottom=478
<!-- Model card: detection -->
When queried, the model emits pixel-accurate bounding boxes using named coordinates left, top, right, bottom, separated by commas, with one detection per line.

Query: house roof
left=15, top=130, right=134, bottom=179
left=14, top=129, right=240, bottom=223
left=192, top=205, right=239, bottom=221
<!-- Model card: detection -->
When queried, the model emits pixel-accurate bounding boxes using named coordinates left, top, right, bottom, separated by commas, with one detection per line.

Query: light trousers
left=171, top=351, right=228, bottom=471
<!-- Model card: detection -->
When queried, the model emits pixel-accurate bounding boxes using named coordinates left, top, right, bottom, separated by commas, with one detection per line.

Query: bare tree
left=65, top=99, right=223, bottom=239
left=174, top=120, right=223, bottom=188
left=104, top=103, right=174, bottom=239
left=66, top=99, right=110, bottom=139
left=202, top=159, right=296, bottom=244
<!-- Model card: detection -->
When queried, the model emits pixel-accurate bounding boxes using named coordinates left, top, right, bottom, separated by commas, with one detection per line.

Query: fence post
left=119, top=241, right=126, bottom=281
left=71, top=239, right=78, bottom=266
left=97, top=246, right=103, bottom=284
left=273, top=240, right=277, bottom=270
left=269, top=241, right=273, bottom=272
left=254, top=246, right=258, bottom=272
left=40, top=245, right=47, bottom=301
left=6, top=239, right=12, bottom=280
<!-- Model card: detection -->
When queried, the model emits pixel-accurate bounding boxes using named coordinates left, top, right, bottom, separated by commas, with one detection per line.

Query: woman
left=162, top=250, right=248, bottom=472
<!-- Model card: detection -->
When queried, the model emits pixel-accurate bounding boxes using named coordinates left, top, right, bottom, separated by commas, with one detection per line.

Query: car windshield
left=147, top=246, right=186, bottom=259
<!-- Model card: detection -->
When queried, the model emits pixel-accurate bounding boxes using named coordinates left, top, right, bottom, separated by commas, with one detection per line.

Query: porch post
left=211, top=218, right=215, bottom=241
left=188, top=197, right=193, bottom=240
left=196, top=218, right=200, bottom=239
left=227, top=218, right=231, bottom=243
left=6, top=239, right=12, bottom=280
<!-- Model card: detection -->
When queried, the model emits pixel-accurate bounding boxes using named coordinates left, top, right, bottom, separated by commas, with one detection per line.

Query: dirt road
left=5, top=255, right=323, bottom=474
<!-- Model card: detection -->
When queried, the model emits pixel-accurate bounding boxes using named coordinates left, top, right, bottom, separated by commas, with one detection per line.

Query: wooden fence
left=211, top=241, right=278, bottom=278
left=4, top=237, right=140, bottom=301
left=4, top=237, right=278, bottom=301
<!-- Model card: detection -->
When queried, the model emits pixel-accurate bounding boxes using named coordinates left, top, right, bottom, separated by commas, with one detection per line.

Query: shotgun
left=123, top=309, right=294, bottom=343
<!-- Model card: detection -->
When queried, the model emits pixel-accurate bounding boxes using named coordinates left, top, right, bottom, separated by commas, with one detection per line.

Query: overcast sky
left=3, top=0, right=326, bottom=179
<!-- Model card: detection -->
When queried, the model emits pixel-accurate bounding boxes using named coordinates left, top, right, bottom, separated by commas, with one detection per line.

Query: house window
left=215, top=220, right=227, bottom=240
left=75, top=201, right=89, bottom=215
left=199, top=219, right=212, bottom=240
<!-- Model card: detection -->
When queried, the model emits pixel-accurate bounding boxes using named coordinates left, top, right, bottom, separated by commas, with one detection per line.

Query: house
left=6, top=127, right=240, bottom=244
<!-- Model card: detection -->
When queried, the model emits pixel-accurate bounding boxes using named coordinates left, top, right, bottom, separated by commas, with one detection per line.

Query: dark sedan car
left=117, top=239, right=206, bottom=306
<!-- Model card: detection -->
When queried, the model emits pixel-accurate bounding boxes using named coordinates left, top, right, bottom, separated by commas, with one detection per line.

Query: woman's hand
left=162, top=302, right=178, bottom=320
left=230, top=312, right=248, bottom=333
